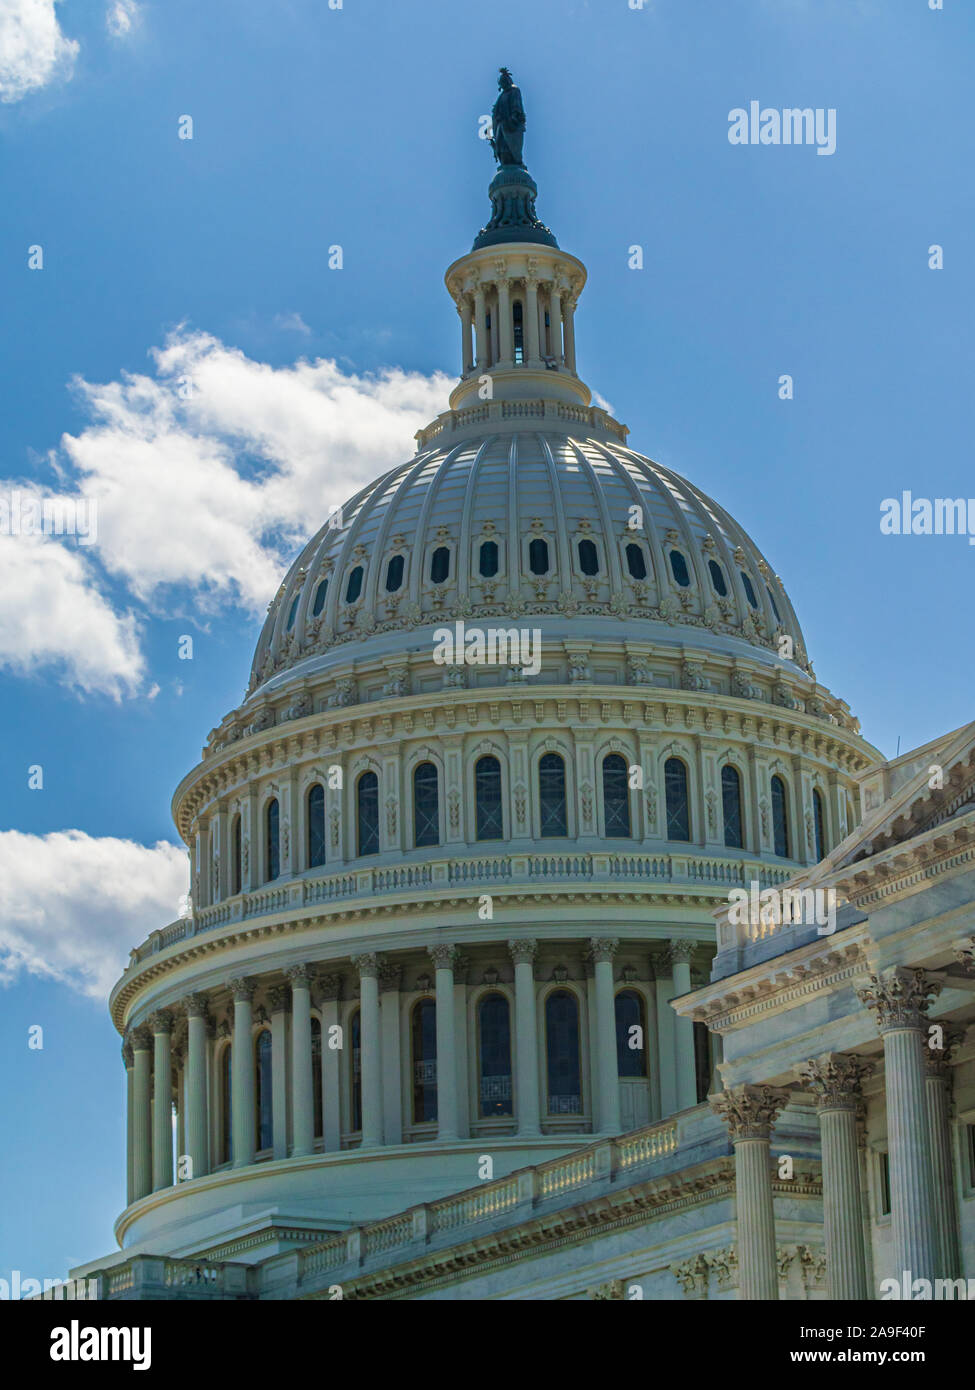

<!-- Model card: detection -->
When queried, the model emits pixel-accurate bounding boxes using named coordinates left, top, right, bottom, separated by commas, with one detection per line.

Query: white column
left=473, top=284, right=488, bottom=369
left=429, top=945, right=459, bottom=1141
left=454, top=966, right=470, bottom=1139
left=525, top=276, right=540, bottom=362
left=269, top=985, right=289, bottom=1161
left=183, top=993, right=210, bottom=1180
left=288, top=965, right=315, bottom=1157
left=549, top=283, right=563, bottom=364
left=123, top=1039, right=135, bottom=1205
left=799, top=1054, right=872, bottom=1299
left=149, top=1010, right=174, bottom=1191
left=669, top=941, right=698, bottom=1111
left=175, top=1052, right=185, bottom=1172
left=353, top=954, right=383, bottom=1149
left=712, top=1084, right=791, bottom=1300
left=537, top=288, right=548, bottom=357
left=925, top=1034, right=963, bottom=1280
left=380, top=962, right=403, bottom=1146
left=563, top=298, right=577, bottom=371
left=509, top=939, right=541, bottom=1136
left=858, top=968, right=941, bottom=1285
left=459, top=297, right=473, bottom=374
left=230, top=978, right=256, bottom=1168
left=131, top=1027, right=153, bottom=1201
left=654, top=953, right=677, bottom=1117
left=317, top=975, right=342, bottom=1153
left=643, top=967, right=661, bottom=1120
left=590, top=937, right=621, bottom=1134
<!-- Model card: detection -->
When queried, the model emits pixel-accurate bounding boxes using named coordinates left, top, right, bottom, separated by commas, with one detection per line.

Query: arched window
left=708, top=559, right=728, bottom=596
left=740, top=572, right=759, bottom=608
left=615, top=989, right=647, bottom=1077
left=413, top=761, right=440, bottom=848
left=538, top=752, right=567, bottom=838
left=669, top=550, right=691, bottom=587
left=813, top=788, right=827, bottom=861
left=545, top=991, right=581, bottom=1115
left=231, top=813, right=242, bottom=896
left=766, top=586, right=782, bottom=624
left=220, top=1045, right=232, bottom=1165
left=475, top=755, right=503, bottom=841
left=307, top=783, right=326, bottom=868
left=311, top=1017, right=323, bottom=1141
left=625, top=543, right=647, bottom=580
left=411, top=999, right=438, bottom=1123
left=311, top=577, right=328, bottom=616
left=602, top=753, right=631, bottom=837
left=350, top=1010, right=361, bottom=1132
left=664, top=758, right=690, bottom=841
left=345, top=565, right=363, bottom=603
left=265, top=798, right=280, bottom=881
left=430, top=546, right=450, bottom=584
left=771, top=775, right=790, bottom=858
left=479, top=540, right=498, bottom=578
left=255, top=1030, right=273, bottom=1152
left=356, top=772, right=379, bottom=857
left=721, top=765, right=743, bottom=849
left=512, top=300, right=524, bottom=364
left=478, top=993, right=512, bottom=1117
left=385, top=554, right=405, bottom=592
left=578, top=538, right=599, bottom=576
left=286, top=594, right=299, bottom=630
left=529, top=537, right=549, bottom=575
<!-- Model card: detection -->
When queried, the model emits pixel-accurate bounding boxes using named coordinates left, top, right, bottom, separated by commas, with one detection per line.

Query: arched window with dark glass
left=255, top=1029, right=273, bottom=1152
left=345, top=565, right=363, bottom=603
left=307, top=783, right=325, bottom=868
left=664, top=758, right=690, bottom=842
left=545, top=991, right=581, bottom=1115
left=265, top=798, right=280, bottom=881
left=356, top=771, right=379, bottom=857
left=529, top=537, right=549, bottom=575
left=721, top=765, right=743, bottom=849
left=771, top=775, right=790, bottom=858
left=350, top=1010, right=361, bottom=1132
left=430, top=546, right=450, bottom=584
left=602, top=753, right=631, bottom=837
left=311, top=1017, right=323, bottom=1141
left=813, top=788, right=827, bottom=861
left=475, top=755, right=503, bottom=841
left=669, top=550, right=691, bottom=587
left=385, top=554, right=405, bottom=592
left=478, top=993, right=512, bottom=1117
left=231, top=813, right=242, bottom=896
left=538, top=752, right=567, bottom=838
left=220, top=1045, right=232, bottom=1164
left=411, top=999, right=438, bottom=1123
left=625, top=543, right=647, bottom=580
left=479, top=540, right=498, bottom=578
left=578, top=538, right=599, bottom=576
left=413, top=761, right=439, bottom=848
left=740, top=572, right=759, bottom=608
left=615, top=989, right=647, bottom=1077
left=286, top=594, right=299, bottom=630
left=311, top=577, right=328, bottom=616
left=708, top=560, right=728, bottom=596
left=766, top=586, right=782, bottom=624
left=512, top=300, right=524, bottom=364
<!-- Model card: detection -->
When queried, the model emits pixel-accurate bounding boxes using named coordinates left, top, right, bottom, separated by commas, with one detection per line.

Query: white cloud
left=0, top=0, right=78, bottom=103
left=273, top=311, right=312, bottom=336
left=106, top=0, right=139, bottom=38
left=0, top=830, right=188, bottom=1000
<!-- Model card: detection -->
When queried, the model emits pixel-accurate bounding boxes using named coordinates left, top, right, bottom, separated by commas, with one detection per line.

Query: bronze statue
left=490, top=67, right=526, bottom=168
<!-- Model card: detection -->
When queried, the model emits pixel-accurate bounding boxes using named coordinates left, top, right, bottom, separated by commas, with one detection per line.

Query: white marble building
left=65, top=112, right=974, bottom=1303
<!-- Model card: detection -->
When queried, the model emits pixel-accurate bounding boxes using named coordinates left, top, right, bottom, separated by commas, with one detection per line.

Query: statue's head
left=498, top=66, right=514, bottom=90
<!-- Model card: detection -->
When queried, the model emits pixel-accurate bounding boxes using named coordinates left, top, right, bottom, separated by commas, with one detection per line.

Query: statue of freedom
left=490, top=68, right=527, bottom=168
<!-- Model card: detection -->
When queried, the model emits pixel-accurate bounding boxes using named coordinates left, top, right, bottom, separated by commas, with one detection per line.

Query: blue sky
left=0, top=0, right=972, bottom=1282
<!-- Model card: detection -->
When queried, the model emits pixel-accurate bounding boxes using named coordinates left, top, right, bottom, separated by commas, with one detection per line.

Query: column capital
left=710, top=1083, right=791, bottom=1140
left=122, top=1039, right=134, bottom=1067
left=797, top=1053, right=874, bottom=1111
left=379, top=962, right=402, bottom=993
left=286, top=963, right=314, bottom=989
left=316, top=972, right=342, bottom=1003
left=856, top=967, right=941, bottom=1033
left=268, top=985, right=290, bottom=1014
left=181, top=992, right=209, bottom=1020
left=924, top=1026, right=966, bottom=1079
left=229, top=977, right=257, bottom=1004
left=148, top=1009, right=174, bottom=1035
left=508, top=937, right=537, bottom=967
left=588, top=936, right=619, bottom=965
left=667, top=939, right=696, bottom=967
left=953, top=936, right=975, bottom=976
left=352, top=952, right=383, bottom=980
left=428, top=944, right=459, bottom=971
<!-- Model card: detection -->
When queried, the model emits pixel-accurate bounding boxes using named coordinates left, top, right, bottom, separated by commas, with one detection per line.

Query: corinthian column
left=317, top=974, right=342, bottom=1153
left=589, top=937, right=620, bottom=1134
left=509, top=939, right=541, bottom=1136
left=123, top=1038, right=135, bottom=1205
left=798, top=1053, right=873, bottom=1299
left=130, top=1027, right=153, bottom=1201
left=669, top=940, right=698, bottom=1111
left=496, top=271, right=512, bottom=365
left=149, top=1010, right=174, bottom=1191
left=857, top=968, right=941, bottom=1285
left=288, top=964, right=315, bottom=1158
left=711, top=1084, right=791, bottom=1300
left=429, top=945, right=459, bottom=1141
left=524, top=274, right=540, bottom=362
left=182, top=993, right=210, bottom=1180
left=353, top=954, right=383, bottom=1149
left=925, top=1030, right=964, bottom=1280
left=229, top=978, right=256, bottom=1168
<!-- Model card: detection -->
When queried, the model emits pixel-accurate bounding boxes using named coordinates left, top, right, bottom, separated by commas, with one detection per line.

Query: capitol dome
left=103, top=92, right=880, bottom=1274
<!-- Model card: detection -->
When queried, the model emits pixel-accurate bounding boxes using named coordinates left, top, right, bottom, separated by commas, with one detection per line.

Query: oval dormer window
left=766, top=585, right=782, bottom=624
left=479, top=540, right=498, bottom=578
left=578, top=538, right=598, bottom=576
left=669, top=549, right=691, bottom=587
left=708, top=560, right=728, bottom=597
left=740, top=572, right=759, bottom=608
left=529, top=538, right=549, bottom=575
left=385, top=554, right=404, bottom=593
left=430, top=546, right=450, bottom=584
left=625, top=543, right=647, bottom=580
left=286, top=595, right=299, bottom=630
left=311, top=578, right=328, bottom=616
left=345, top=566, right=363, bottom=603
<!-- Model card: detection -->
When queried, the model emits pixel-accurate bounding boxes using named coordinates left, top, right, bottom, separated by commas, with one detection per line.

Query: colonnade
left=459, top=275, right=577, bottom=376
left=712, top=967, right=964, bottom=1299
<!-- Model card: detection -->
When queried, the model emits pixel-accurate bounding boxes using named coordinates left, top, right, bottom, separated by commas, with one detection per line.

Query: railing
left=414, top=399, right=628, bottom=449
left=430, top=1178, right=519, bottom=1231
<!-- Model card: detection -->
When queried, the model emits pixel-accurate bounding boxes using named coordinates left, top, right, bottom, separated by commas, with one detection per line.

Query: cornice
left=681, top=938, right=869, bottom=1031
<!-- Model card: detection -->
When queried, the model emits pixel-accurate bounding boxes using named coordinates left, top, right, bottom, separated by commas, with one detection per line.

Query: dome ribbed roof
left=247, top=427, right=810, bottom=696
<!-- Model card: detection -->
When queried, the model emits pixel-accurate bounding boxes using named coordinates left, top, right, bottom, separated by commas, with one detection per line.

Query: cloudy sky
left=0, top=0, right=972, bottom=1282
